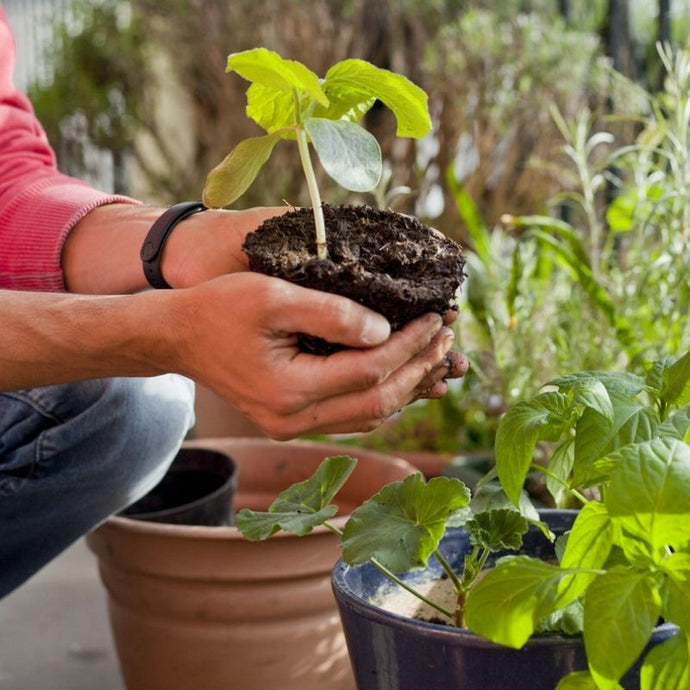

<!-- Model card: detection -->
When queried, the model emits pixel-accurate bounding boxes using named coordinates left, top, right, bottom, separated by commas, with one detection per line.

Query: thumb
left=276, top=282, right=391, bottom=348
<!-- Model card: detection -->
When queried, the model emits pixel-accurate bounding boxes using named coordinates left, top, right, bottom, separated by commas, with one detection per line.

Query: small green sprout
left=202, top=47, right=432, bottom=259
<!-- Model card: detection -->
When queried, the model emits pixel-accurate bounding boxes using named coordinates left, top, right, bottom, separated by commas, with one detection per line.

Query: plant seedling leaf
left=245, top=83, right=297, bottom=134
left=235, top=455, right=357, bottom=540
left=495, top=392, right=569, bottom=505
left=606, top=438, right=690, bottom=554
left=203, top=130, right=285, bottom=208
left=227, top=47, right=328, bottom=106
left=585, top=568, right=662, bottom=690
left=341, top=474, right=470, bottom=572
left=640, top=632, right=690, bottom=690
left=464, top=556, right=570, bottom=649
left=304, top=118, right=382, bottom=192
left=322, top=59, right=431, bottom=138
left=466, top=508, right=528, bottom=551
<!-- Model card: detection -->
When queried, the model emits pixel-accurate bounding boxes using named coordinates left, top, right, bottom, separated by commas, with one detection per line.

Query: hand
left=165, top=272, right=467, bottom=439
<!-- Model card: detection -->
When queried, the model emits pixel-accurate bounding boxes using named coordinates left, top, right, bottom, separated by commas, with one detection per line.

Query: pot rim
left=98, top=437, right=417, bottom=541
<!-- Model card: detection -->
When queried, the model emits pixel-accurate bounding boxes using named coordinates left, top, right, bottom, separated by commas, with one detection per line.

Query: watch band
left=140, top=201, right=207, bottom=289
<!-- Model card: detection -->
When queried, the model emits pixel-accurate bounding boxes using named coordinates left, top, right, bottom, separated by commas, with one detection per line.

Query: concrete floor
left=0, top=539, right=125, bottom=690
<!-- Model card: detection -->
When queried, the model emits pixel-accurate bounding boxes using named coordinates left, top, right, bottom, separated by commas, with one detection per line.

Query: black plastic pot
left=120, top=446, right=238, bottom=526
left=332, top=509, right=677, bottom=690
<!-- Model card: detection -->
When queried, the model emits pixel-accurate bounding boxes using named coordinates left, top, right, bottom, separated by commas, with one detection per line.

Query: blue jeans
left=0, top=375, right=195, bottom=599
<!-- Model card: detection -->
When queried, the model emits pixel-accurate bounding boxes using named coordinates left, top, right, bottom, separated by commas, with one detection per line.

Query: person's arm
left=0, top=274, right=464, bottom=438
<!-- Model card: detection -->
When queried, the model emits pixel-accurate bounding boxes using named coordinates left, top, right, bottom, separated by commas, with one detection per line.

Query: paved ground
left=0, top=538, right=125, bottom=690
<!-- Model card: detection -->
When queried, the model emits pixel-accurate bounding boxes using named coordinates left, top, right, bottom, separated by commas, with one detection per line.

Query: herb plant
left=237, top=349, right=690, bottom=690
left=202, top=47, right=431, bottom=259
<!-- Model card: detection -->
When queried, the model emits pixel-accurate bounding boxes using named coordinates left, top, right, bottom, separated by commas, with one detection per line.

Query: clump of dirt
left=243, top=204, right=466, bottom=354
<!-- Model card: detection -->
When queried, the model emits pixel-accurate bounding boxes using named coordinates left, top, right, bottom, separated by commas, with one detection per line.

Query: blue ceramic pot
left=332, top=509, right=677, bottom=690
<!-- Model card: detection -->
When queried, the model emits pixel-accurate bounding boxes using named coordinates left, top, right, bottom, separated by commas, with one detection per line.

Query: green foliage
left=203, top=48, right=429, bottom=228
left=235, top=455, right=357, bottom=539
left=238, top=348, right=690, bottom=689
left=485, top=349, right=690, bottom=688
left=341, top=473, right=470, bottom=571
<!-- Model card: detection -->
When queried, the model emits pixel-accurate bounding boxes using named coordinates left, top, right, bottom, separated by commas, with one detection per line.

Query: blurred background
left=5, top=0, right=690, bottom=465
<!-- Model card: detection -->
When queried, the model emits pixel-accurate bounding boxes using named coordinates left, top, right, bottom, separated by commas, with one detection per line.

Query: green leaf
left=466, top=509, right=529, bottom=551
left=203, top=130, right=285, bottom=208
left=227, top=47, right=328, bottom=106
left=546, top=440, right=574, bottom=504
left=469, top=483, right=541, bottom=523
left=661, top=553, right=690, bottom=630
left=657, top=408, right=690, bottom=442
left=304, top=118, right=382, bottom=192
left=640, top=632, right=690, bottom=690
left=666, top=349, right=690, bottom=406
left=446, top=168, right=491, bottom=267
left=555, top=671, right=620, bottom=690
left=495, top=392, right=570, bottom=505
left=550, top=371, right=646, bottom=399
left=605, top=188, right=636, bottom=232
left=558, top=502, right=613, bottom=602
left=235, top=455, right=357, bottom=540
left=572, top=390, right=658, bottom=487
left=536, top=597, right=584, bottom=636
left=584, top=568, right=662, bottom=689
left=570, top=378, right=615, bottom=421
left=606, top=438, right=690, bottom=554
left=341, top=474, right=470, bottom=571
left=465, top=556, right=570, bottom=648
left=245, top=83, right=297, bottom=134
left=515, top=214, right=589, bottom=266
left=323, top=59, right=431, bottom=138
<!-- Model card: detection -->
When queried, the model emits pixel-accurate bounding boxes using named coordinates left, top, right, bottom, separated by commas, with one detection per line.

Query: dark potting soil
left=243, top=204, right=466, bottom=354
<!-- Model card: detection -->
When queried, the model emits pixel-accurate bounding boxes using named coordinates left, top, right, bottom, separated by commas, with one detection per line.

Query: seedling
left=202, top=48, right=431, bottom=259
left=237, top=349, right=690, bottom=690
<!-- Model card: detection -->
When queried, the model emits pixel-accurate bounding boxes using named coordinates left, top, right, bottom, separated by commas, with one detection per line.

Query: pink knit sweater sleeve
left=0, top=7, right=140, bottom=291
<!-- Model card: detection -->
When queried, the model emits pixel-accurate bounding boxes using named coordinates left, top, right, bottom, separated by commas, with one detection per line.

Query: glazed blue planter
left=332, top=509, right=677, bottom=690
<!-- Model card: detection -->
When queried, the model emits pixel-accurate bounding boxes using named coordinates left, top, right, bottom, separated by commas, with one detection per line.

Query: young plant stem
left=530, top=462, right=589, bottom=506
left=296, top=128, right=328, bottom=260
left=324, top=521, right=455, bottom=621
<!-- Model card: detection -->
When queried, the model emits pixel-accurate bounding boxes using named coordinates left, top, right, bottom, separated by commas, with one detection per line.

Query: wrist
left=63, top=204, right=162, bottom=294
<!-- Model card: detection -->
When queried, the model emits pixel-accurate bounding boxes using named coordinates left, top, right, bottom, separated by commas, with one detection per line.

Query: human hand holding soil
left=165, top=272, right=466, bottom=439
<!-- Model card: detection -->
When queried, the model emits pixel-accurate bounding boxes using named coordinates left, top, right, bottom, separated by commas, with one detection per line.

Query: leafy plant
left=202, top=48, right=431, bottom=259
left=507, top=43, right=690, bottom=368
left=237, top=348, right=690, bottom=690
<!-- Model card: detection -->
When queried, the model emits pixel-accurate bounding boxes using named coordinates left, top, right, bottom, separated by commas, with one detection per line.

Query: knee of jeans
left=78, top=375, right=196, bottom=512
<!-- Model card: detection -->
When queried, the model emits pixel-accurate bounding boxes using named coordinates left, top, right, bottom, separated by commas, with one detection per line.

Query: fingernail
left=362, top=315, right=391, bottom=345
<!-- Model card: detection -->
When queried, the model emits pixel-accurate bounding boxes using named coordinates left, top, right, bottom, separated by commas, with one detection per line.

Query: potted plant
left=87, top=438, right=417, bottom=690
left=202, top=48, right=465, bottom=353
left=237, top=348, right=690, bottom=689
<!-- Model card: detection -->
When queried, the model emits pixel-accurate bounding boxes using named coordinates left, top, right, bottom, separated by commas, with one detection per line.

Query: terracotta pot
left=87, top=438, right=415, bottom=690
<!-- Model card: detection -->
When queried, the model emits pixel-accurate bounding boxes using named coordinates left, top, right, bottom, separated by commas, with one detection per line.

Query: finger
left=287, top=313, right=448, bottom=402
left=266, top=322, right=456, bottom=438
left=442, top=306, right=460, bottom=326
left=273, top=280, right=392, bottom=348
